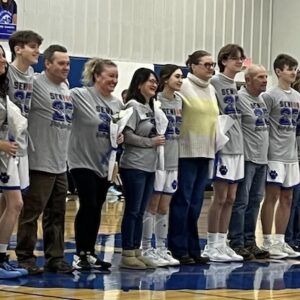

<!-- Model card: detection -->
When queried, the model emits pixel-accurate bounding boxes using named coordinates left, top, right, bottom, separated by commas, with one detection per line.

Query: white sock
left=207, top=232, right=218, bottom=248
left=0, top=243, right=7, bottom=253
left=155, top=213, right=168, bottom=249
left=142, top=211, right=155, bottom=250
left=218, top=233, right=227, bottom=247
left=263, top=234, right=273, bottom=246
left=274, top=234, right=285, bottom=244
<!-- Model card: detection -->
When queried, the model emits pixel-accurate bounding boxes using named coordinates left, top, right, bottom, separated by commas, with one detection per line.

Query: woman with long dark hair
left=119, top=67, right=165, bottom=269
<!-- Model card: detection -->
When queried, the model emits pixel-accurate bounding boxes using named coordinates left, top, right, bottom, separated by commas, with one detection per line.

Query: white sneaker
left=108, top=186, right=122, bottom=196
left=202, top=245, right=232, bottom=262
left=142, top=248, right=169, bottom=267
left=156, top=248, right=180, bottom=266
left=222, top=245, right=243, bottom=261
left=263, top=242, right=288, bottom=259
left=282, top=242, right=300, bottom=258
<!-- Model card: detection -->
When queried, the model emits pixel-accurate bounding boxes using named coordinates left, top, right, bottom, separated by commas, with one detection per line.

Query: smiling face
left=222, top=51, right=244, bottom=77
left=276, top=65, right=298, bottom=85
left=139, top=73, right=158, bottom=101
left=165, top=68, right=183, bottom=92
left=95, top=65, right=118, bottom=96
left=15, top=41, right=40, bottom=66
left=45, top=51, right=70, bottom=84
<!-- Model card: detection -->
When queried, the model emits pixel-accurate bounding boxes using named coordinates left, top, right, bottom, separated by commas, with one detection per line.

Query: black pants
left=71, top=168, right=110, bottom=255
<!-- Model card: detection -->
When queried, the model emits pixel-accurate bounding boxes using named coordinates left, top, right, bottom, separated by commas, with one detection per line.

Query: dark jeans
left=16, top=171, right=67, bottom=263
left=168, top=158, right=209, bottom=258
left=120, top=168, right=155, bottom=250
left=285, top=184, right=300, bottom=246
left=71, top=168, right=110, bottom=255
left=228, top=161, right=267, bottom=248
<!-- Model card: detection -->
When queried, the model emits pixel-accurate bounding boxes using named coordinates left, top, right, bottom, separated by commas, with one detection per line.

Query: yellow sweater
left=178, top=73, right=219, bottom=158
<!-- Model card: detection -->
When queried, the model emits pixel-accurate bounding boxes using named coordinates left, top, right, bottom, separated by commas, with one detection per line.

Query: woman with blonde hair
left=68, top=58, right=123, bottom=270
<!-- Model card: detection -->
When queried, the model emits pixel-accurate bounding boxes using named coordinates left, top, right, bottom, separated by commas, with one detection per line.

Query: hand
left=117, top=133, right=124, bottom=145
left=152, top=135, right=165, bottom=146
left=0, top=141, right=18, bottom=156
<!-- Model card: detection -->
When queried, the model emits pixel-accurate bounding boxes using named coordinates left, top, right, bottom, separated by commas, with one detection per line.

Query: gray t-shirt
left=237, top=86, right=269, bottom=164
left=68, top=86, right=123, bottom=177
left=211, top=73, right=243, bottom=154
left=7, top=64, right=34, bottom=118
left=262, top=86, right=300, bottom=163
left=28, top=73, right=73, bottom=173
left=120, top=100, right=158, bottom=172
left=157, top=92, right=182, bottom=170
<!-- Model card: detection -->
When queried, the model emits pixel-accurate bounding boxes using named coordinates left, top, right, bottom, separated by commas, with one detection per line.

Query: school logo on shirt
left=278, top=101, right=299, bottom=131
left=96, top=105, right=112, bottom=138
left=50, top=93, right=73, bottom=129
left=221, top=89, right=241, bottom=118
left=250, top=103, right=269, bottom=131
left=163, top=108, right=182, bottom=139
left=219, top=165, right=228, bottom=175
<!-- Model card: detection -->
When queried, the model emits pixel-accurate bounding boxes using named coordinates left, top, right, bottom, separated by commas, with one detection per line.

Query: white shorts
left=266, top=161, right=299, bottom=188
left=214, top=154, right=244, bottom=183
left=154, top=170, right=178, bottom=194
left=0, top=155, right=29, bottom=191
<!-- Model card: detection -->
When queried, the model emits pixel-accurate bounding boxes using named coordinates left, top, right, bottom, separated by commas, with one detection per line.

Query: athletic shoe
left=142, top=248, right=169, bottom=267
left=106, top=195, right=119, bottom=203
left=44, top=259, right=74, bottom=274
left=87, top=253, right=112, bottom=269
left=108, top=186, right=122, bottom=196
left=202, top=245, right=232, bottom=262
left=245, top=244, right=270, bottom=259
left=72, top=254, right=91, bottom=270
left=0, top=261, right=23, bottom=279
left=173, top=255, right=195, bottom=265
left=222, top=245, right=243, bottom=261
left=262, top=242, right=288, bottom=259
left=282, top=242, right=300, bottom=258
left=3, top=256, right=28, bottom=276
left=233, top=247, right=255, bottom=260
left=156, top=248, right=180, bottom=266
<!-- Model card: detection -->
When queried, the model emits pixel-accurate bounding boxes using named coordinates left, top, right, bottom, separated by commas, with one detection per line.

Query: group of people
left=0, top=28, right=300, bottom=279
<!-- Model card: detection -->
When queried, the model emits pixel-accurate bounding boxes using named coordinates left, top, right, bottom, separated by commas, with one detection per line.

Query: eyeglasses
left=197, top=62, right=216, bottom=70
left=228, top=56, right=246, bottom=62
left=147, top=79, right=158, bottom=85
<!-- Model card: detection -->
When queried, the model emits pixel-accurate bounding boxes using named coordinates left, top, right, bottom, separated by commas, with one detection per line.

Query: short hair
left=82, top=58, right=117, bottom=86
left=158, top=64, right=181, bottom=92
left=9, top=30, right=43, bottom=56
left=217, top=44, right=245, bottom=73
left=273, top=54, right=298, bottom=73
left=185, top=50, right=211, bottom=73
left=43, top=44, right=67, bottom=64
left=125, top=67, right=158, bottom=107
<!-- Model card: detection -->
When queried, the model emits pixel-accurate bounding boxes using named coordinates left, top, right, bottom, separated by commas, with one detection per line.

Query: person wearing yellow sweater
left=168, top=50, right=219, bottom=264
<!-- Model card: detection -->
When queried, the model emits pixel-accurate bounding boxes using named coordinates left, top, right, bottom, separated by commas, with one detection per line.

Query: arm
left=123, top=127, right=165, bottom=148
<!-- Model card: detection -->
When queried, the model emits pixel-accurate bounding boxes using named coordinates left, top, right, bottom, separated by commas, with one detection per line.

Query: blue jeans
left=120, top=168, right=155, bottom=250
left=285, top=184, right=300, bottom=246
left=228, top=161, right=267, bottom=248
left=168, top=158, right=209, bottom=258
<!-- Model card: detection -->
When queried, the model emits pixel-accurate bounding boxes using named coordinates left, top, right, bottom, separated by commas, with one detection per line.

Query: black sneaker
left=245, top=244, right=270, bottom=259
left=233, top=247, right=254, bottom=260
left=18, top=259, right=43, bottom=275
left=72, top=254, right=91, bottom=270
left=174, top=255, right=195, bottom=265
left=87, top=253, right=111, bottom=269
left=192, top=255, right=210, bottom=264
left=44, top=259, right=74, bottom=274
